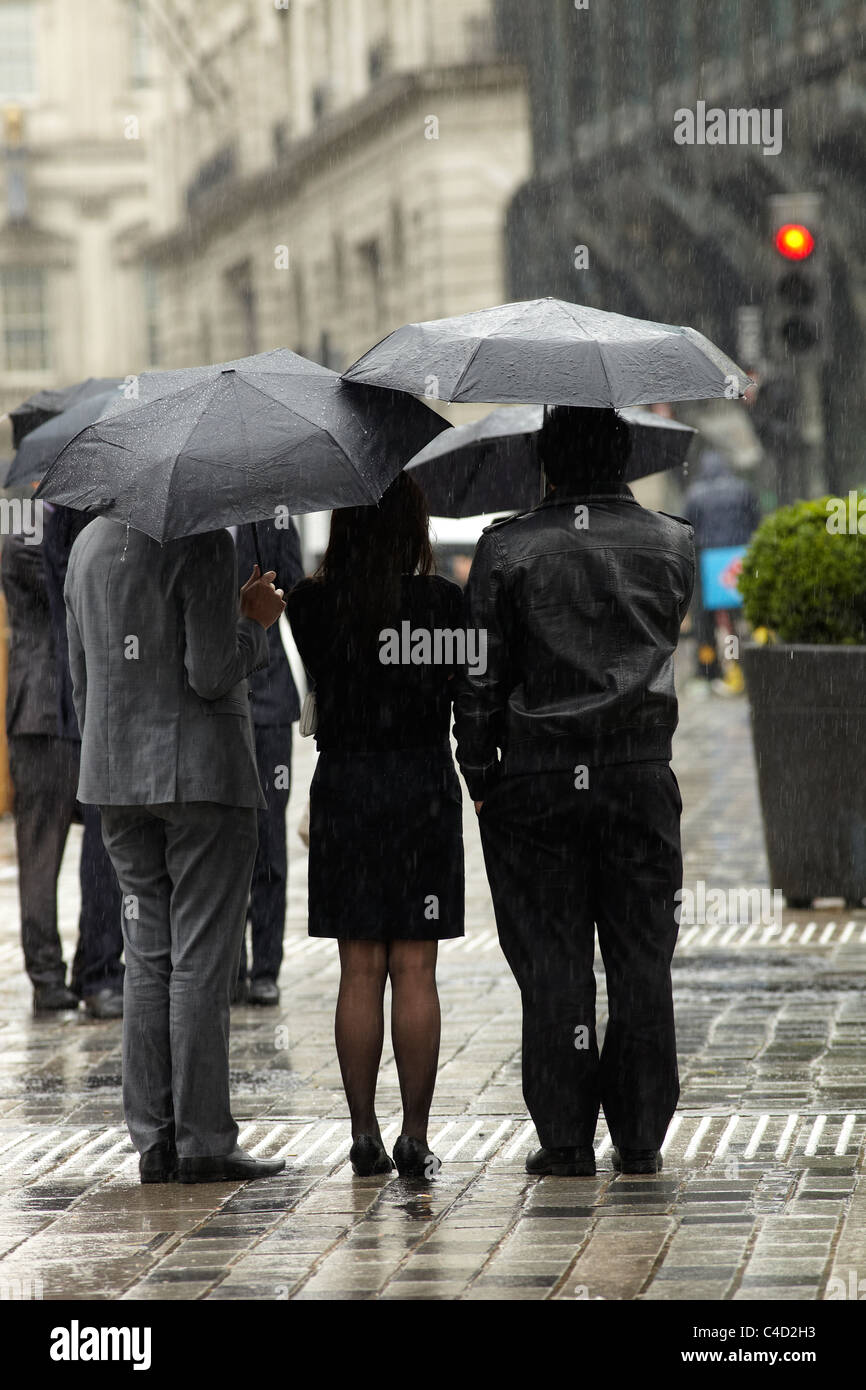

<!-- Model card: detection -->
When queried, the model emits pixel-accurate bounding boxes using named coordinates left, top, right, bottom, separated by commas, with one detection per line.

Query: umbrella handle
left=252, top=521, right=264, bottom=572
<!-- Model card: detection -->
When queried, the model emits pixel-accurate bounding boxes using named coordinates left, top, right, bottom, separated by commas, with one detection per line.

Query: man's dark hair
left=539, top=406, right=632, bottom=489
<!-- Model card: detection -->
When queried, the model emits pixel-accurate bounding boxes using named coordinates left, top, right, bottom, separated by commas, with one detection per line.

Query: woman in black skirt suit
left=286, top=475, right=465, bottom=1178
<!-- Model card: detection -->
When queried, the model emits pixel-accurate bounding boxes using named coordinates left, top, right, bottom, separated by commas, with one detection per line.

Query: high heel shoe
left=393, top=1134, right=441, bottom=1178
left=349, top=1134, right=395, bottom=1176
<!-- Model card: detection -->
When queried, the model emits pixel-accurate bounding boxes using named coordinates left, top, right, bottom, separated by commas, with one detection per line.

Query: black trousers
left=479, top=761, right=682, bottom=1152
left=9, top=734, right=123, bottom=994
left=237, top=724, right=292, bottom=982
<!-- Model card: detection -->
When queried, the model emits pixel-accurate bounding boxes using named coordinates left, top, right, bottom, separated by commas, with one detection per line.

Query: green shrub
left=738, top=493, right=866, bottom=644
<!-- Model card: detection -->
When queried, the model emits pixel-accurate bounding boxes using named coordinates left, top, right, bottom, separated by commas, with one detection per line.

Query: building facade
left=143, top=0, right=530, bottom=377
left=0, top=0, right=163, bottom=459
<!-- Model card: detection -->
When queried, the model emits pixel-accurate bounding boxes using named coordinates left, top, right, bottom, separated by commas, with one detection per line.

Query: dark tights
left=335, top=940, right=440, bottom=1143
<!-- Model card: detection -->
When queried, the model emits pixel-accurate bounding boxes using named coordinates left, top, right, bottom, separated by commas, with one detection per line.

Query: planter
left=741, top=642, right=866, bottom=907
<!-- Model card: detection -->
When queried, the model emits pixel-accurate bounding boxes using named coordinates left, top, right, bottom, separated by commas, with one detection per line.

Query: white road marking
left=804, top=1114, right=827, bottom=1156
left=443, top=1120, right=484, bottom=1161
left=270, top=1122, right=316, bottom=1160
left=780, top=923, right=798, bottom=945
left=660, top=1115, right=682, bottom=1154
left=247, top=1124, right=286, bottom=1157
left=683, top=1115, right=712, bottom=1161
left=473, top=1118, right=514, bottom=1160
left=720, top=925, right=740, bottom=946
left=6, top=1129, right=62, bottom=1167
left=739, top=925, right=757, bottom=947
left=819, top=922, right=836, bottom=945
left=594, top=1132, right=612, bottom=1158
left=840, top=921, right=856, bottom=944
left=713, top=1114, right=740, bottom=1160
left=502, top=1119, right=535, bottom=1161
left=86, top=1137, right=134, bottom=1174
left=800, top=922, right=817, bottom=944
left=428, top=1121, right=456, bottom=1150
left=464, top=931, right=495, bottom=953
left=679, top=927, right=701, bottom=948
left=293, top=1122, right=341, bottom=1165
left=743, top=1114, right=770, bottom=1158
left=835, top=1114, right=856, bottom=1156
left=775, top=1113, right=799, bottom=1160
left=26, top=1128, right=91, bottom=1174
left=701, top=925, right=721, bottom=946
left=52, top=1128, right=122, bottom=1175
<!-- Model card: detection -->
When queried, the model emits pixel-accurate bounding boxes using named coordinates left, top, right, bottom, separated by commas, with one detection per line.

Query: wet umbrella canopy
left=4, top=390, right=119, bottom=487
left=343, top=297, right=751, bottom=407
left=406, top=405, right=697, bottom=517
left=8, top=376, right=123, bottom=450
left=35, top=358, right=449, bottom=541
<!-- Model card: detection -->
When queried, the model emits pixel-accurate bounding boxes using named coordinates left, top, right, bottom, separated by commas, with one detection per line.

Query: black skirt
left=307, top=745, right=465, bottom=941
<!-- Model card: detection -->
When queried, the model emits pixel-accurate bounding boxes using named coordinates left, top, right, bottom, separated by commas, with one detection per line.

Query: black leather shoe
left=84, top=989, right=124, bottom=1019
left=248, top=978, right=280, bottom=1006
left=177, top=1146, right=286, bottom=1184
left=349, top=1135, right=395, bottom=1176
left=525, top=1146, right=596, bottom=1177
left=140, top=1143, right=178, bottom=1184
left=393, top=1135, right=441, bottom=1178
left=612, top=1148, right=663, bottom=1174
left=33, top=983, right=79, bottom=1014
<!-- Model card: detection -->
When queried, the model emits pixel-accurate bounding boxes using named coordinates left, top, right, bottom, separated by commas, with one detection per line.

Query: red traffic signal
left=774, top=223, right=815, bottom=260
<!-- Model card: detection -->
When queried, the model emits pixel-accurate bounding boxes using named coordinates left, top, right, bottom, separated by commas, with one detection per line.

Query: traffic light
left=766, top=194, right=828, bottom=366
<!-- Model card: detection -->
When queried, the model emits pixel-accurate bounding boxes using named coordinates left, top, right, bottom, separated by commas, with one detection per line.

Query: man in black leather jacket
left=454, top=406, right=695, bottom=1177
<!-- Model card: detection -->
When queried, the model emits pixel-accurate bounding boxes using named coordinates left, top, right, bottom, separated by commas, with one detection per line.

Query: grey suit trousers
left=100, top=801, right=258, bottom=1158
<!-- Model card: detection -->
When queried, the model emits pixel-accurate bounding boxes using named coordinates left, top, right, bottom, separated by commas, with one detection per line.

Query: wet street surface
left=0, top=686, right=864, bottom=1302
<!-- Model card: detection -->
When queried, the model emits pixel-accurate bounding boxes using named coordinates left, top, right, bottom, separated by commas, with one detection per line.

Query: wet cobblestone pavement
left=0, top=686, right=864, bottom=1302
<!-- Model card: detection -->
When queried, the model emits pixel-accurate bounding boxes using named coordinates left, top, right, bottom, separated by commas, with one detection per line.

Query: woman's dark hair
left=540, top=405, right=632, bottom=489
left=313, top=472, right=434, bottom=640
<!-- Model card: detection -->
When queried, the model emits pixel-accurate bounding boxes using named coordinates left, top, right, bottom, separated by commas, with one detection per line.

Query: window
left=130, top=0, right=152, bottom=87
left=224, top=261, right=258, bottom=358
left=0, top=2, right=36, bottom=99
left=0, top=267, right=49, bottom=371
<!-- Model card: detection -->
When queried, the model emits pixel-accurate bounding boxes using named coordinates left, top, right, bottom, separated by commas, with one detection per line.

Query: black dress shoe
left=33, top=983, right=79, bottom=1014
left=525, top=1146, right=596, bottom=1177
left=140, top=1143, right=178, bottom=1184
left=84, top=989, right=124, bottom=1019
left=393, top=1135, right=441, bottom=1178
left=248, top=978, right=280, bottom=1006
left=612, top=1147, right=663, bottom=1174
left=349, top=1134, right=395, bottom=1176
left=177, top=1146, right=286, bottom=1184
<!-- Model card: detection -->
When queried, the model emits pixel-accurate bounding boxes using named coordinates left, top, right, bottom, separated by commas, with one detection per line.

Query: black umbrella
left=36, top=359, right=449, bottom=542
left=8, top=376, right=122, bottom=449
left=5, top=389, right=119, bottom=486
left=343, top=297, right=751, bottom=406
left=405, top=405, right=697, bottom=517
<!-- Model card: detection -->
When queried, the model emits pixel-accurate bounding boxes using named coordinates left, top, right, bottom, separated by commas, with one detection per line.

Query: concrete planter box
left=741, top=642, right=866, bottom=908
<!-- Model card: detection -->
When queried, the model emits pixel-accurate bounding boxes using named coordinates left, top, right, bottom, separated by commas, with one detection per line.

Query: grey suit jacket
left=65, top=518, right=268, bottom=808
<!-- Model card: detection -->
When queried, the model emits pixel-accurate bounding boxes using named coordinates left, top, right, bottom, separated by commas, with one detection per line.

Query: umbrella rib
left=160, top=377, right=222, bottom=534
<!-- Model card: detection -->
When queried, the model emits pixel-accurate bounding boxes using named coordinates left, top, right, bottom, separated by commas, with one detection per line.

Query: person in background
left=681, top=450, right=761, bottom=694
left=42, top=502, right=124, bottom=1017
left=287, top=474, right=465, bottom=1179
left=230, top=518, right=304, bottom=1007
left=2, top=526, right=81, bottom=1013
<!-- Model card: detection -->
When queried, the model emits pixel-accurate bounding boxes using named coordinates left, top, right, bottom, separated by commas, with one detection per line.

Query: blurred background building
left=497, top=0, right=866, bottom=505
left=0, top=0, right=161, bottom=450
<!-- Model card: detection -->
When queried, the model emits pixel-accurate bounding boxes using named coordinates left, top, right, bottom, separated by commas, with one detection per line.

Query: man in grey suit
left=65, top=517, right=286, bottom=1184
